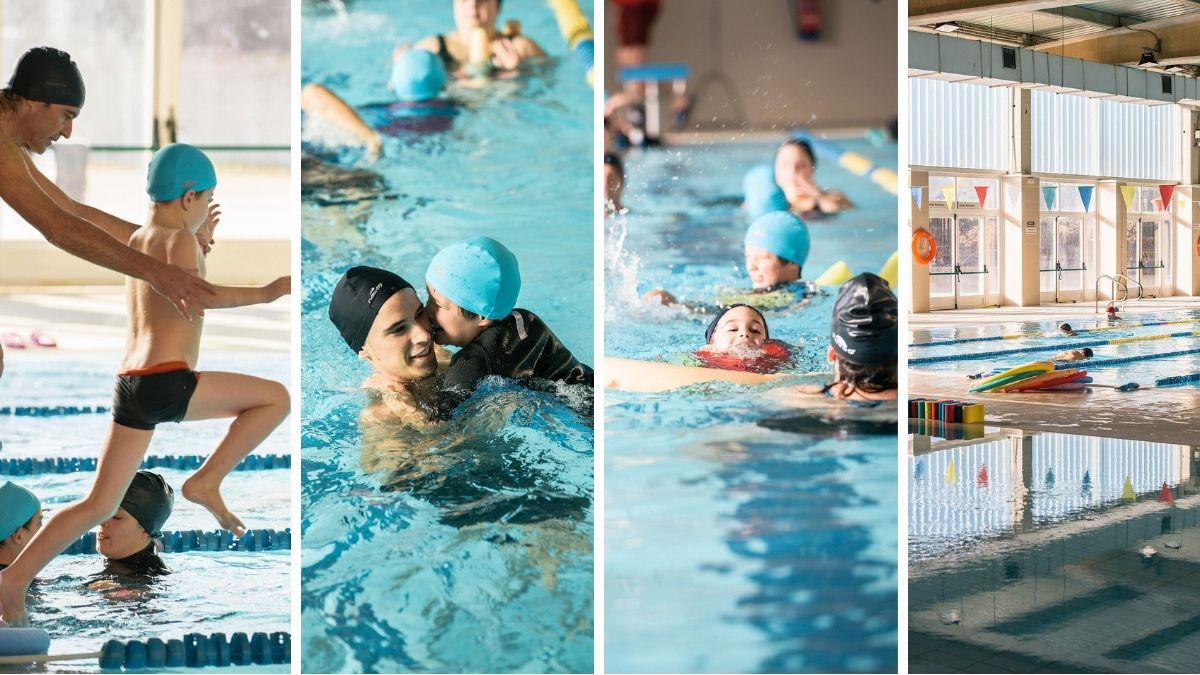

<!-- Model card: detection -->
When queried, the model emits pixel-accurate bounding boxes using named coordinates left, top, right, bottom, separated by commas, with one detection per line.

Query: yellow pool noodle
left=870, top=167, right=898, bottom=195
left=814, top=260, right=853, bottom=287
left=878, top=251, right=898, bottom=288
left=838, top=152, right=872, bottom=176
left=547, top=0, right=593, bottom=48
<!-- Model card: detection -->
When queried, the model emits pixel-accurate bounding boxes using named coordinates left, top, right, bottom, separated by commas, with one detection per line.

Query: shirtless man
left=0, top=144, right=290, bottom=625
left=0, top=47, right=216, bottom=379
left=328, top=266, right=450, bottom=427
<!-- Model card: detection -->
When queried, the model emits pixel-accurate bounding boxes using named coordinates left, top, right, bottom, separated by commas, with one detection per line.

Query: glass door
left=1126, top=218, right=1166, bottom=298
left=928, top=216, right=956, bottom=310
left=927, top=213, right=995, bottom=309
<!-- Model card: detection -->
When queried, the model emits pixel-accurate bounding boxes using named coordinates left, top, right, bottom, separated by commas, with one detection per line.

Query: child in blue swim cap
left=0, top=482, right=41, bottom=570
left=423, top=236, right=593, bottom=419
left=644, top=211, right=817, bottom=311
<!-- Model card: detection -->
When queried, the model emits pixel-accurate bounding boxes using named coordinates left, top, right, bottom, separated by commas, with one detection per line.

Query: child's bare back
left=123, top=223, right=206, bottom=371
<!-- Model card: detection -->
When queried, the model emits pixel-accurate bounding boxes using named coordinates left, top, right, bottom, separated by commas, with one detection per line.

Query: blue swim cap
left=743, top=164, right=788, bottom=220
left=0, top=482, right=39, bottom=541
left=390, top=48, right=446, bottom=102
left=427, top=237, right=521, bottom=320
left=745, top=211, right=810, bottom=268
left=146, top=143, right=217, bottom=202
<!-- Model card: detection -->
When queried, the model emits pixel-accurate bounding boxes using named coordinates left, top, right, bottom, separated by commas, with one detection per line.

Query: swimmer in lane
left=92, top=471, right=173, bottom=583
left=328, top=266, right=452, bottom=428
left=775, top=139, right=852, bottom=216
left=1053, top=347, right=1093, bottom=362
left=0, top=483, right=41, bottom=571
left=791, top=273, right=897, bottom=401
left=645, top=211, right=817, bottom=312
left=301, top=47, right=452, bottom=158
left=688, top=304, right=793, bottom=374
left=0, top=145, right=291, bottom=625
left=414, top=0, right=545, bottom=78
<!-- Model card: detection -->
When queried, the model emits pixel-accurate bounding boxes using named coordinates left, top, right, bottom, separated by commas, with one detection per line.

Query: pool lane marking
left=911, top=315, right=1200, bottom=349
left=909, top=330, right=1200, bottom=365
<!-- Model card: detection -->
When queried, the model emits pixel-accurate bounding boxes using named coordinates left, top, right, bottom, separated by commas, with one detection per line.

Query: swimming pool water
left=909, top=432, right=1200, bottom=673
left=909, top=309, right=1200, bottom=388
left=301, top=0, right=593, bottom=671
left=605, top=137, right=898, bottom=672
left=0, top=352, right=290, bottom=673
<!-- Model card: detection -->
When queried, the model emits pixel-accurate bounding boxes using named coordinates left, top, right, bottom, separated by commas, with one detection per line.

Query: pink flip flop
left=28, top=331, right=56, bottom=348
left=1, top=333, right=26, bottom=350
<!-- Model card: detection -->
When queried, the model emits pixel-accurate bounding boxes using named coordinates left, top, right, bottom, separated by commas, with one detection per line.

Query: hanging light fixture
left=1138, top=33, right=1163, bottom=68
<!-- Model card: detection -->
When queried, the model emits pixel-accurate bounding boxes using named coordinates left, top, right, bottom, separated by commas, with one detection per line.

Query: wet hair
left=0, top=89, right=22, bottom=115
left=604, top=152, right=624, bottom=178
left=833, top=358, right=897, bottom=395
left=780, top=139, right=817, bottom=169
left=459, top=306, right=481, bottom=321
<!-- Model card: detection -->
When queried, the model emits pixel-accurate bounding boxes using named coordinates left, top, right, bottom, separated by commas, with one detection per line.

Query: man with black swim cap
left=0, top=47, right=216, bottom=380
left=823, top=272, right=898, bottom=400
left=328, top=266, right=449, bottom=425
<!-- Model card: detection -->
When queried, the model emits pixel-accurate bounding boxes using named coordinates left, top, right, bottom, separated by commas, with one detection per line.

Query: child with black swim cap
left=0, top=145, right=290, bottom=625
left=423, top=237, right=593, bottom=419
left=819, top=273, right=898, bottom=400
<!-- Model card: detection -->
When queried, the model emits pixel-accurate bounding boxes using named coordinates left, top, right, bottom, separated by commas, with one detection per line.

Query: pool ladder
left=1095, top=273, right=1143, bottom=313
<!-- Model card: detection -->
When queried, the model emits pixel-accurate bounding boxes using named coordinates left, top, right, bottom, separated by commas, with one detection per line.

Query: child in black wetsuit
left=423, top=237, right=593, bottom=418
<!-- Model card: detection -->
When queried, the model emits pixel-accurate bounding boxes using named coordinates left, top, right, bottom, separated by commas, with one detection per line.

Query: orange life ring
left=912, top=229, right=937, bottom=265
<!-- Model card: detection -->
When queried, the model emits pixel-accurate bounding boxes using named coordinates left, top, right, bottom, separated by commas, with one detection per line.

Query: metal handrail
left=1096, top=273, right=1143, bottom=312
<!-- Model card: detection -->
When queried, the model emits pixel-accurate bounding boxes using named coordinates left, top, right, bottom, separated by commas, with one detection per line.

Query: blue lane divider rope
left=64, top=528, right=291, bottom=555
left=0, top=405, right=110, bottom=417
left=0, top=453, right=290, bottom=476
left=1156, top=372, right=1200, bottom=387
left=100, top=631, right=290, bottom=670
left=909, top=330, right=1200, bottom=365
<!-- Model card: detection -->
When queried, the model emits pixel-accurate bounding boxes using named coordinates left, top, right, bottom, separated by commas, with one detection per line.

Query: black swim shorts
left=112, top=361, right=199, bottom=430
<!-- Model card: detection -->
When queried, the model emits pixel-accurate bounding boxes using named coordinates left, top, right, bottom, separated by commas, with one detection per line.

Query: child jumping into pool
left=644, top=211, right=817, bottom=311
left=0, top=144, right=290, bottom=625
left=423, top=236, right=593, bottom=419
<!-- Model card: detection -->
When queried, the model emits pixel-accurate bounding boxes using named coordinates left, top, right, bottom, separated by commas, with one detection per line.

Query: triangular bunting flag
left=1077, top=185, right=1094, bottom=212
left=1159, top=482, right=1174, bottom=503
left=1122, top=475, right=1136, bottom=500
left=1159, top=184, right=1175, bottom=208
left=911, top=186, right=924, bottom=209
left=1041, top=186, right=1057, bottom=211
left=1082, top=470, right=1092, bottom=492
left=914, top=459, right=925, bottom=481
left=974, top=185, right=989, bottom=207
left=1120, top=185, right=1137, bottom=210
left=945, top=459, right=956, bottom=483
left=941, top=186, right=956, bottom=209
left=977, top=464, right=989, bottom=487
left=1045, top=466, right=1055, bottom=488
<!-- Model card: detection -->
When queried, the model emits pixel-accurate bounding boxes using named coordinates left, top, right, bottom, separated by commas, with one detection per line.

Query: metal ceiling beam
left=1032, top=14, right=1200, bottom=51
left=909, top=0, right=1090, bottom=26
left=1035, top=6, right=1121, bottom=30
left=1034, top=17, right=1200, bottom=63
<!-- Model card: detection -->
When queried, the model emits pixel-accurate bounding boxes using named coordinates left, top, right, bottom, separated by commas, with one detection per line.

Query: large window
left=1032, top=91, right=1181, bottom=181
left=910, top=78, right=1012, bottom=172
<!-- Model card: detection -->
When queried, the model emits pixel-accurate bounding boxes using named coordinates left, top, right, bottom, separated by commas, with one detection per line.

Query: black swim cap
left=604, top=152, right=624, bottom=174
left=329, top=266, right=414, bottom=354
left=1083, top=347, right=1094, bottom=358
left=830, top=273, right=897, bottom=366
left=120, top=471, right=173, bottom=536
left=705, top=303, right=768, bottom=344
left=6, top=47, right=85, bottom=107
